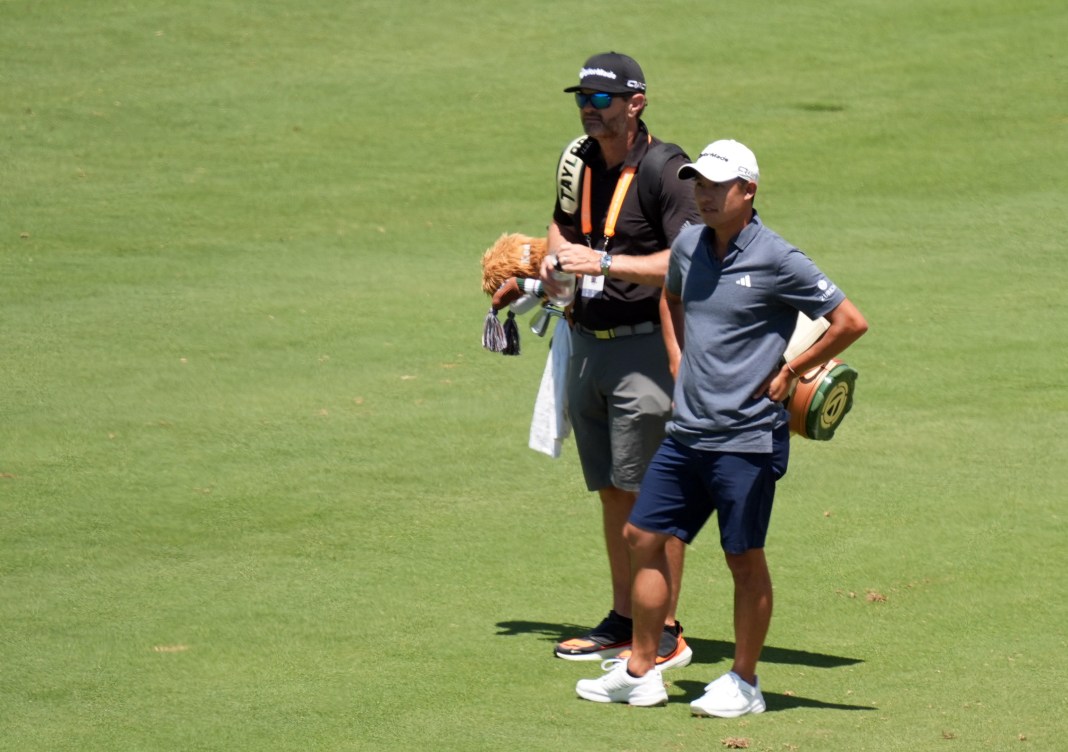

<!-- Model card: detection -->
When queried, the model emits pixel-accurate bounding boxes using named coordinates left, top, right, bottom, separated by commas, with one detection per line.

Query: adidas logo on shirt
left=735, top=274, right=752, bottom=288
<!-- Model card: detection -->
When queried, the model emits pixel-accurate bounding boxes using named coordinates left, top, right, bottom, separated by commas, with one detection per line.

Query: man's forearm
left=604, top=248, right=670, bottom=287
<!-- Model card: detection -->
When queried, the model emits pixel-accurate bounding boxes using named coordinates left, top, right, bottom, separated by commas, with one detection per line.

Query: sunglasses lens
left=575, top=92, right=615, bottom=109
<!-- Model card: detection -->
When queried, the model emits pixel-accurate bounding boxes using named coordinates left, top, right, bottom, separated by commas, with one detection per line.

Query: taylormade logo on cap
left=564, top=52, right=646, bottom=94
left=678, top=139, right=761, bottom=184
left=580, top=67, right=617, bottom=81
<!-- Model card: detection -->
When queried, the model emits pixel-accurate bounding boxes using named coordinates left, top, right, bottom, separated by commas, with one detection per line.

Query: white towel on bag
left=528, top=321, right=572, bottom=457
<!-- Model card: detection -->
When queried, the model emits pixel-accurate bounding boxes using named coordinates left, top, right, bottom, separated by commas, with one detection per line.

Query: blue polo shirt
left=665, top=211, right=846, bottom=452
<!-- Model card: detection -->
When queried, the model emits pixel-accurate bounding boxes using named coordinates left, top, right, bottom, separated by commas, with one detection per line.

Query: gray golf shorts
left=567, top=327, right=673, bottom=493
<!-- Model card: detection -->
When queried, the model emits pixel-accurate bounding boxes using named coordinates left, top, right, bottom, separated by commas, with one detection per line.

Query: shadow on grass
left=672, top=681, right=875, bottom=712
left=498, top=620, right=873, bottom=713
left=495, top=619, right=864, bottom=670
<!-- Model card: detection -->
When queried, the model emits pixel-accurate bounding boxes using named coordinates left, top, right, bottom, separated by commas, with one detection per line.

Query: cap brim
left=677, top=164, right=699, bottom=180
left=677, top=162, right=744, bottom=183
left=563, top=83, right=639, bottom=94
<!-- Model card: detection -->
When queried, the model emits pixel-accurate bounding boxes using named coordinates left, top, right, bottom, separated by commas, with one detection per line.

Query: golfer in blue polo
left=575, top=139, right=869, bottom=717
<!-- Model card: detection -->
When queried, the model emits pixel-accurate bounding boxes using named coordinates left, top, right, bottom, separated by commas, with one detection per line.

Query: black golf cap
left=563, top=52, right=646, bottom=94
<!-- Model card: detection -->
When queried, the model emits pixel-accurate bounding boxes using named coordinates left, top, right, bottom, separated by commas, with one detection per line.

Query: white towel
left=528, top=321, right=572, bottom=458
left=784, top=312, right=830, bottom=363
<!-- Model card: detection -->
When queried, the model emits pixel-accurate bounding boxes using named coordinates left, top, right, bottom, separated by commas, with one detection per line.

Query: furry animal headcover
left=480, top=233, right=549, bottom=296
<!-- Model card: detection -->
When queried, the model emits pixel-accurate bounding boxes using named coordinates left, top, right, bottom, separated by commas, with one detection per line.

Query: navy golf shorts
left=630, top=423, right=790, bottom=554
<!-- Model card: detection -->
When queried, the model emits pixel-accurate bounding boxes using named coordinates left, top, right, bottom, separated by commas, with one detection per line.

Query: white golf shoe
left=575, top=659, right=668, bottom=707
left=689, top=671, right=766, bottom=718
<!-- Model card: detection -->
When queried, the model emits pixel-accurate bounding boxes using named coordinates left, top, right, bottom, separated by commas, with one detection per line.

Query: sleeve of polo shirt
left=656, top=153, right=703, bottom=247
left=666, top=244, right=682, bottom=297
left=776, top=247, right=847, bottom=320
left=666, top=224, right=701, bottom=297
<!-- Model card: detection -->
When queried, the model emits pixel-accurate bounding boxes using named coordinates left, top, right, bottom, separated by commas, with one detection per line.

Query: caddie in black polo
left=563, top=52, right=647, bottom=94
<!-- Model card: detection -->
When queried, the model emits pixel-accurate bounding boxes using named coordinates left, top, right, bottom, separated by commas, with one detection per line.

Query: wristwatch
left=599, top=253, right=613, bottom=277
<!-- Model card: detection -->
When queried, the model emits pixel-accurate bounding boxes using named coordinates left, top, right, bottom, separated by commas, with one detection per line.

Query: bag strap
left=556, top=136, right=594, bottom=216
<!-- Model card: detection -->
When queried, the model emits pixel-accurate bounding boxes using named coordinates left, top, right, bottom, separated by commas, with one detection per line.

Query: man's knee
left=624, top=522, right=667, bottom=557
left=724, top=549, right=769, bottom=583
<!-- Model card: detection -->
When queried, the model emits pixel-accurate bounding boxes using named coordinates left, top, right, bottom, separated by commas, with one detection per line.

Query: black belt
left=577, top=321, right=659, bottom=340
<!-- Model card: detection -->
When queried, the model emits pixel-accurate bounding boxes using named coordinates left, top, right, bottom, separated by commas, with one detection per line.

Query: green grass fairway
left=2, top=1, right=1065, bottom=750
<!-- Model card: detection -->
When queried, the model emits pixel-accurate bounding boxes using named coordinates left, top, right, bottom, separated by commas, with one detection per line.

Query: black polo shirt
left=552, top=120, right=700, bottom=331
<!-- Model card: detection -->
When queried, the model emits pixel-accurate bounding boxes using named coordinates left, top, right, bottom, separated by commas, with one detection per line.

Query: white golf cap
left=677, top=139, right=760, bottom=184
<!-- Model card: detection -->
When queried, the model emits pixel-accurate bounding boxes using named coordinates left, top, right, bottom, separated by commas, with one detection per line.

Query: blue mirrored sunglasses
left=574, top=92, right=619, bottom=110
